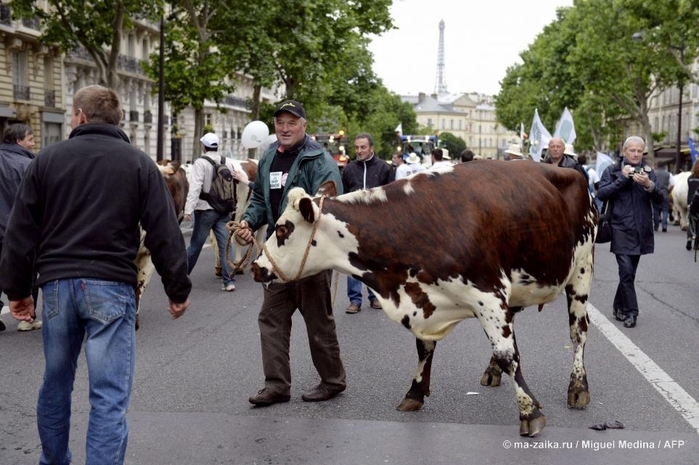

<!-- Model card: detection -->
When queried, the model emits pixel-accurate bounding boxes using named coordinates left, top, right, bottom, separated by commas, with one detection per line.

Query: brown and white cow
left=210, top=158, right=265, bottom=275
left=134, top=159, right=189, bottom=328
left=251, top=160, right=596, bottom=437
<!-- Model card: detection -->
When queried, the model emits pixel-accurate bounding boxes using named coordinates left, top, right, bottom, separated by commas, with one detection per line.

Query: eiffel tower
left=434, top=19, right=448, bottom=95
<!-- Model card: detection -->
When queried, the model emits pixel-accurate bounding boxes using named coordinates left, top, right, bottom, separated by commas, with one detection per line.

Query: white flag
left=596, top=152, right=614, bottom=176
left=528, top=109, right=552, bottom=162
left=554, top=107, right=576, bottom=144
left=394, top=123, right=403, bottom=137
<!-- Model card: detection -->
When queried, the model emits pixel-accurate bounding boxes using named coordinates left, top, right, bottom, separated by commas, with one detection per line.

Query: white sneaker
left=221, top=284, right=236, bottom=292
left=17, top=320, right=42, bottom=331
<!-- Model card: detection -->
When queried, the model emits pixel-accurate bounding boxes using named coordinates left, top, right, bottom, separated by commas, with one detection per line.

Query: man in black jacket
left=341, top=133, right=391, bottom=314
left=0, top=85, right=191, bottom=465
left=0, top=123, right=38, bottom=332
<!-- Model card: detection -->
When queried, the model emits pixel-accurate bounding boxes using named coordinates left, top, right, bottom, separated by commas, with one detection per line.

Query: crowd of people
left=2, top=88, right=698, bottom=464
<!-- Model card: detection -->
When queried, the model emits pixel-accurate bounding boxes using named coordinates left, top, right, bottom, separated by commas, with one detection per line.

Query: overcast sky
left=368, top=0, right=574, bottom=97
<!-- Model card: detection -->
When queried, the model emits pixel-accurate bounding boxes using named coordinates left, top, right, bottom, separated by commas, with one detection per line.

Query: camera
left=633, top=166, right=643, bottom=174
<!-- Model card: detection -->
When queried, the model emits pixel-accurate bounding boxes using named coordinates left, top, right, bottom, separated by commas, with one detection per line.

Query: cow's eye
left=277, top=225, right=289, bottom=236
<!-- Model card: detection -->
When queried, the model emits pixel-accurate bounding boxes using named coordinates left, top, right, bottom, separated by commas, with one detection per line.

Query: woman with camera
left=597, top=136, right=664, bottom=328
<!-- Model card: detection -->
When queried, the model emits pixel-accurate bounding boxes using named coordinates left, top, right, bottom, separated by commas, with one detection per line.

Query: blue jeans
left=187, top=209, right=235, bottom=286
left=38, top=279, right=136, bottom=465
left=347, top=275, right=376, bottom=306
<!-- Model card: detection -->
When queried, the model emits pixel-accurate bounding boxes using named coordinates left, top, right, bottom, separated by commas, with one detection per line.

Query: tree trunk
left=248, top=84, right=263, bottom=159
left=192, top=108, right=205, bottom=160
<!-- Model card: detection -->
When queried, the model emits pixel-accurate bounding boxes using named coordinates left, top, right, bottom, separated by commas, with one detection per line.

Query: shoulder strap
left=200, top=156, right=216, bottom=168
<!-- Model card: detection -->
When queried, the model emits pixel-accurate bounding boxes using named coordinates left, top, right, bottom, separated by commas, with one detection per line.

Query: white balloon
left=241, top=121, right=270, bottom=149
left=259, top=134, right=277, bottom=152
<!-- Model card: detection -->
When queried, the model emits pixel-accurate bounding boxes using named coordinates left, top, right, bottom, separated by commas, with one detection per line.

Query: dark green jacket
left=243, top=135, right=343, bottom=239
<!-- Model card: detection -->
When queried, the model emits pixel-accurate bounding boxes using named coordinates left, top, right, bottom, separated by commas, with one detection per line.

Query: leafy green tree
left=438, top=132, right=466, bottom=156
left=145, top=0, right=237, bottom=158
left=10, top=0, right=161, bottom=88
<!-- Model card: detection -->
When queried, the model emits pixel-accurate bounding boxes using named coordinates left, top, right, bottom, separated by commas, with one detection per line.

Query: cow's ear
left=299, top=197, right=316, bottom=223
left=316, top=180, right=337, bottom=197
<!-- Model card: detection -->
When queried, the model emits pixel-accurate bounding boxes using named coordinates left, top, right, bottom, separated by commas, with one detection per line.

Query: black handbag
left=596, top=200, right=612, bottom=244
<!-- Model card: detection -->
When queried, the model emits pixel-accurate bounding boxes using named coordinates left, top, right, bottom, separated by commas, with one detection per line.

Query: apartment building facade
left=404, top=92, right=518, bottom=159
left=0, top=3, right=65, bottom=150
left=1, top=4, right=279, bottom=161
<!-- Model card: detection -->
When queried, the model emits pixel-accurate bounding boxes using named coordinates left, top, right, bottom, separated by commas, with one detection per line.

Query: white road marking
left=588, top=303, right=699, bottom=434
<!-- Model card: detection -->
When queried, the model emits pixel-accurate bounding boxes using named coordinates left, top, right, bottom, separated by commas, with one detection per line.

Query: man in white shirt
left=430, top=148, right=451, bottom=169
left=183, top=133, right=237, bottom=291
left=393, top=151, right=412, bottom=180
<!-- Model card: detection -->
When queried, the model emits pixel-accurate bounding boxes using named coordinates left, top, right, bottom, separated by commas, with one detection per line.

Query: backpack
left=198, top=155, right=237, bottom=214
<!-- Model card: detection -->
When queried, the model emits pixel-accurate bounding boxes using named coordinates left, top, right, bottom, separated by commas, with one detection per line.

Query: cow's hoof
left=214, top=267, right=222, bottom=277
left=480, top=370, right=502, bottom=387
left=519, top=415, right=546, bottom=437
left=567, top=389, right=590, bottom=409
left=135, top=314, right=140, bottom=331
left=396, top=398, right=423, bottom=411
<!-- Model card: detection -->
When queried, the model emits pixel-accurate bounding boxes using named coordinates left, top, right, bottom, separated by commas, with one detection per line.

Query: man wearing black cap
left=237, top=99, right=347, bottom=406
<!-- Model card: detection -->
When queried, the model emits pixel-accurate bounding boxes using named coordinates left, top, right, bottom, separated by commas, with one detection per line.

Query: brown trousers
left=258, top=270, right=346, bottom=394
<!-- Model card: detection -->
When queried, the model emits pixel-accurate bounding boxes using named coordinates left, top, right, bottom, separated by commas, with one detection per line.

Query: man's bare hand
left=231, top=169, right=249, bottom=185
left=236, top=220, right=253, bottom=244
left=169, top=298, right=190, bottom=319
left=10, top=297, right=36, bottom=322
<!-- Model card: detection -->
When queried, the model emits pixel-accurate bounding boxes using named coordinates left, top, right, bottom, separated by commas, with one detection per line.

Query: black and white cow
left=250, top=160, right=597, bottom=437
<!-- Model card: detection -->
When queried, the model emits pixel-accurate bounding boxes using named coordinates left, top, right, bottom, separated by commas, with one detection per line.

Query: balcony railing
left=22, top=17, right=39, bottom=29
left=0, top=5, right=12, bottom=26
left=129, top=110, right=139, bottom=123
left=118, top=55, right=143, bottom=74
left=144, top=112, right=153, bottom=124
left=224, top=95, right=247, bottom=109
left=45, top=89, right=56, bottom=107
left=66, top=46, right=147, bottom=76
left=14, top=85, right=30, bottom=101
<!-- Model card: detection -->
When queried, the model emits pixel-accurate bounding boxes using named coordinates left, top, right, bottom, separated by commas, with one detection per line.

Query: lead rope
left=223, top=195, right=327, bottom=282
left=224, top=196, right=338, bottom=307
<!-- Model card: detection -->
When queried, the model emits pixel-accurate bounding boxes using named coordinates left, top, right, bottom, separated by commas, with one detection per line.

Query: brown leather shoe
left=249, top=388, right=290, bottom=406
left=301, top=385, right=346, bottom=402
left=370, top=299, right=382, bottom=309
left=345, top=303, right=361, bottom=314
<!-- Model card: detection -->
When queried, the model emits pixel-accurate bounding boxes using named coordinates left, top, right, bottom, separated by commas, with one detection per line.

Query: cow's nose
left=251, top=262, right=275, bottom=283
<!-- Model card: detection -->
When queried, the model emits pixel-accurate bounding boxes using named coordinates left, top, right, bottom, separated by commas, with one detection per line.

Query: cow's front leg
left=480, top=306, right=546, bottom=437
left=397, top=338, right=436, bottom=411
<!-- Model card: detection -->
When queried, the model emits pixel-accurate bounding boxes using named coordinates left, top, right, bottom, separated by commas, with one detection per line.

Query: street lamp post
left=672, top=42, right=686, bottom=174
left=156, top=14, right=166, bottom=162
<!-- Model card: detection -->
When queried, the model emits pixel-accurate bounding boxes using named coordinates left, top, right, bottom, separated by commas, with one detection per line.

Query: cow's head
left=252, top=186, right=354, bottom=284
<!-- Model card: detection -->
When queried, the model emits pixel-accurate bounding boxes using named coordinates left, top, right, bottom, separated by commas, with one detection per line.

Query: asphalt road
left=1, top=223, right=698, bottom=465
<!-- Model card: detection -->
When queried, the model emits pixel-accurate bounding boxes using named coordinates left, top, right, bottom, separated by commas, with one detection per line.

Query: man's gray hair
left=622, top=136, right=645, bottom=151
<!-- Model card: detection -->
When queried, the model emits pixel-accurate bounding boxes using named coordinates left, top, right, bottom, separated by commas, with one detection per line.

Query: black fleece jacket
left=0, top=124, right=191, bottom=303
left=341, top=154, right=391, bottom=193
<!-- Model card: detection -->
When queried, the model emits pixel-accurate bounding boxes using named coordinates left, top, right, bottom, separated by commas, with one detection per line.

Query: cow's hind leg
left=397, top=338, right=436, bottom=411
left=480, top=354, right=503, bottom=387
left=565, top=274, right=591, bottom=409
left=479, top=305, right=546, bottom=437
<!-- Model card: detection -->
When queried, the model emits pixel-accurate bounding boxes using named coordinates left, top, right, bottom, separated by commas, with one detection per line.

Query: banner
left=553, top=107, right=576, bottom=144
left=394, top=123, right=403, bottom=137
left=688, top=137, right=697, bottom=164
left=528, top=109, right=552, bottom=162
left=596, top=152, right=614, bottom=177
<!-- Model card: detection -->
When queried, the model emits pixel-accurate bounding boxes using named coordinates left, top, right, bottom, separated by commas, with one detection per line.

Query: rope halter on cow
left=223, top=195, right=327, bottom=282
